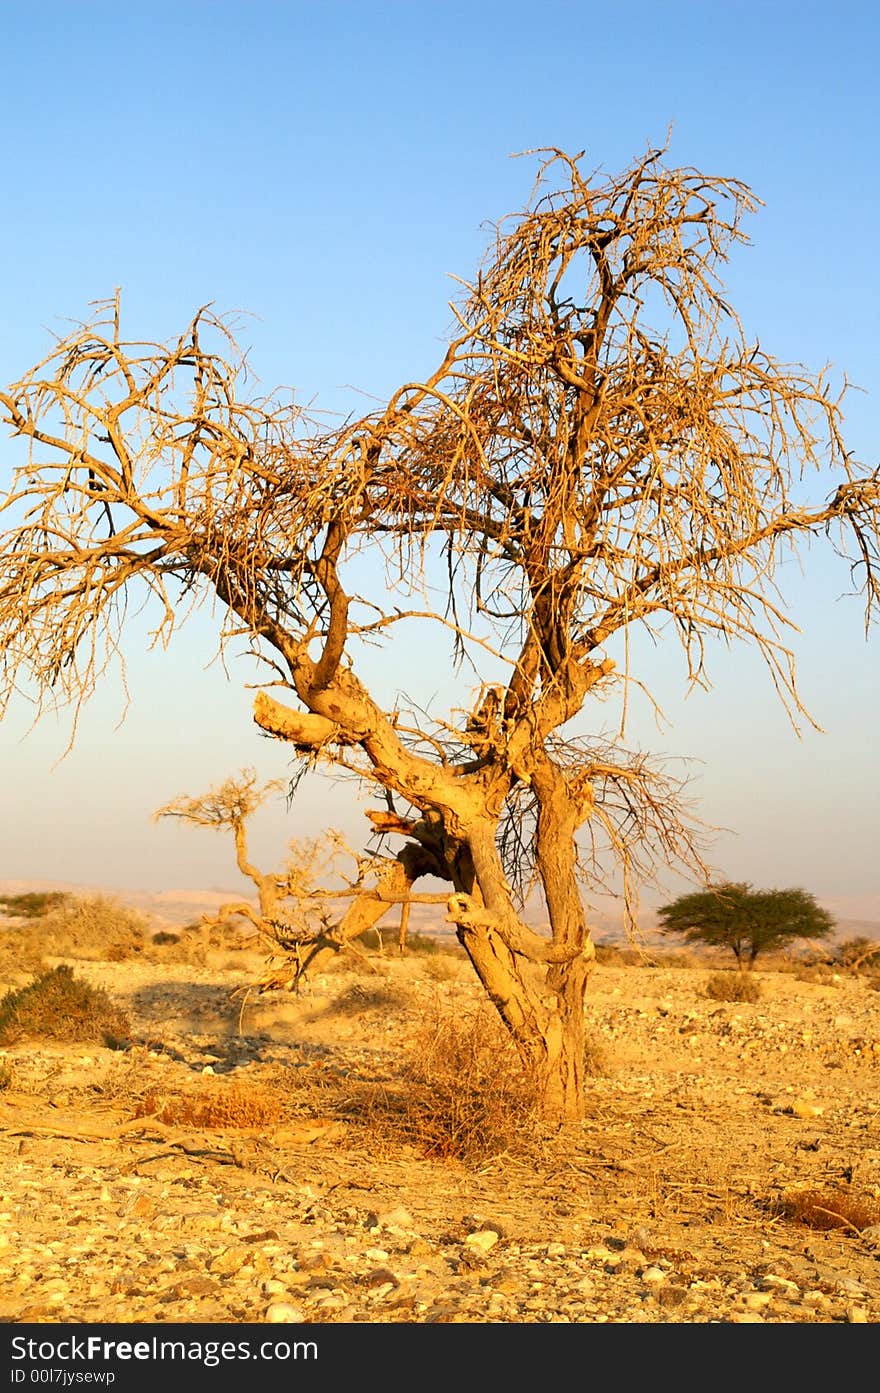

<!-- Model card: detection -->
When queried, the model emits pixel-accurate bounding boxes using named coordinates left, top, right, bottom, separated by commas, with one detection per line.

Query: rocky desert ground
left=1, top=914, right=880, bottom=1327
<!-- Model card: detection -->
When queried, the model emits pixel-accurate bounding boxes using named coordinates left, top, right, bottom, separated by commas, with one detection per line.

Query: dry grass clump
left=0, top=894, right=254, bottom=968
left=346, top=1006, right=539, bottom=1162
left=0, top=965, right=131, bottom=1047
left=95, top=1051, right=154, bottom=1103
left=0, top=930, right=46, bottom=979
left=29, top=895, right=150, bottom=962
left=593, top=944, right=706, bottom=969
left=419, top=954, right=464, bottom=983
left=834, top=937, right=880, bottom=975
left=655, top=948, right=710, bottom=970
left=594, top=944, right=645, bottom=966
left=776, top=1188, right=880, bottom=1233
left=790, top=962, right=841, bottom=987
left=325, top=982, right=412, bottom=1017
left=134, top=1080, right=285, bottom=1128
left=0, top=894, right=151, bottom=976
left=147, top=918, right=254, bottom=965
left=705, top=972, right=761, bottom=1003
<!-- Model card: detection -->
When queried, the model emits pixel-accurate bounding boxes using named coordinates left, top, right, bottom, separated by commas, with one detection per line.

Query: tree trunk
left=531, top=758, right=594, bottom=1121
left=452, top=810, right=593, bottom=1124
left=542, top=955, right=590, bottom=1121
left=456, top=934, right=589, bottom=1122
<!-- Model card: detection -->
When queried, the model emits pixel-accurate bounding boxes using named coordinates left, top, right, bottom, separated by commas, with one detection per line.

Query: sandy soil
left=1, top=942, right=879, bottom=1325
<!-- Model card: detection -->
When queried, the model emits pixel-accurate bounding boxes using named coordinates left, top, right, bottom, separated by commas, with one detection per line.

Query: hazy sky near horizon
left=1, top=1, right=878, bottom=910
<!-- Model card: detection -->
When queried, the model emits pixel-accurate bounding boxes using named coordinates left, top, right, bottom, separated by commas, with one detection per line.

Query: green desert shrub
left=705, top=971, right=761, bottom=1003
left=0, top=965, right=131, bottom=1046
left=0, top=891, right=71, bottom=920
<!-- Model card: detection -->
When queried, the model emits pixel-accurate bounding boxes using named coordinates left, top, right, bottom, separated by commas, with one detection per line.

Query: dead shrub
left=0, top=931, right=46, bottom=979
left=134, top=1081, right=284, bottom=1128
left=348, top=1005, right=539, bottom=1162
left=594, top=944, right=643, bottom=966
left=705, top=972, right=761, bottom=1003
left=0, top=964, right=131, bottom=1047
left=800, top=966, right=841, bottom=986
left=654, top=948, right=708, bottom=970
left=419, top=955, right=463, bottom=983
left=835, top=937, right=880, bottom=973
left=147, top=917, right=253, bottom=965
left=96, top=1052, right=154, bottom=1104
left=776, top=1188, right=880, bottom=1233
left=32, top=895, right=149, bottom=961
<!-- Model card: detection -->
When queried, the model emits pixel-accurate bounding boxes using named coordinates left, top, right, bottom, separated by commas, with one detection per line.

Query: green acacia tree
left=657, top=882, right=835, bottom=970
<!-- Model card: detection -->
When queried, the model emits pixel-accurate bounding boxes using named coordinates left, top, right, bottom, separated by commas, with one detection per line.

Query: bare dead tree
left=2, top=146, right=878, bottom=1120
left=154, top=770, right=449, bottom=985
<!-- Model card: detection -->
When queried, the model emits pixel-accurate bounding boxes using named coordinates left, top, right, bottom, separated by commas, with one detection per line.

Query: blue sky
left=1, top=1, right=878, bottom=913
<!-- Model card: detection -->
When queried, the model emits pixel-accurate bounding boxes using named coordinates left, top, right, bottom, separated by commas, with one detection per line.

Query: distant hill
left=0, top=878, right=254, bottom=931
left=1, top=878, right=877, bottom=945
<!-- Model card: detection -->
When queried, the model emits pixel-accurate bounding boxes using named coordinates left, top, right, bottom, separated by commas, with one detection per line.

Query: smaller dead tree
left=155, top=770, right=449, bottom=987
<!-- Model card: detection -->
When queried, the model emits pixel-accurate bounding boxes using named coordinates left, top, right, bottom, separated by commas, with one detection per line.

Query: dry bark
left=2, top=147, right=879, bottom=1118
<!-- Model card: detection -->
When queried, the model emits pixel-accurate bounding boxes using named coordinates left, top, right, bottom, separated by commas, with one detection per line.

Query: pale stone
left=760, top=1274, right=799, bottom=1296
left=741, top=1291, right=772, bottom=1309
left=378, top=1206, right=414, bottom=1229
left=790, top=1099, right=824, bottom=1119
left=465, top=1229, right=500, bottom=1254
left=837, top=1277, right=866, bottom=1297
left=209, top=1247, right=250, bottom=1275
left=265, top=1302, right=306, bottom=1323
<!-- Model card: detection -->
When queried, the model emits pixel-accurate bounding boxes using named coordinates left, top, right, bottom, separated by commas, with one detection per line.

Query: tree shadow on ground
left=130, top=981, right=242, bottom=1039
